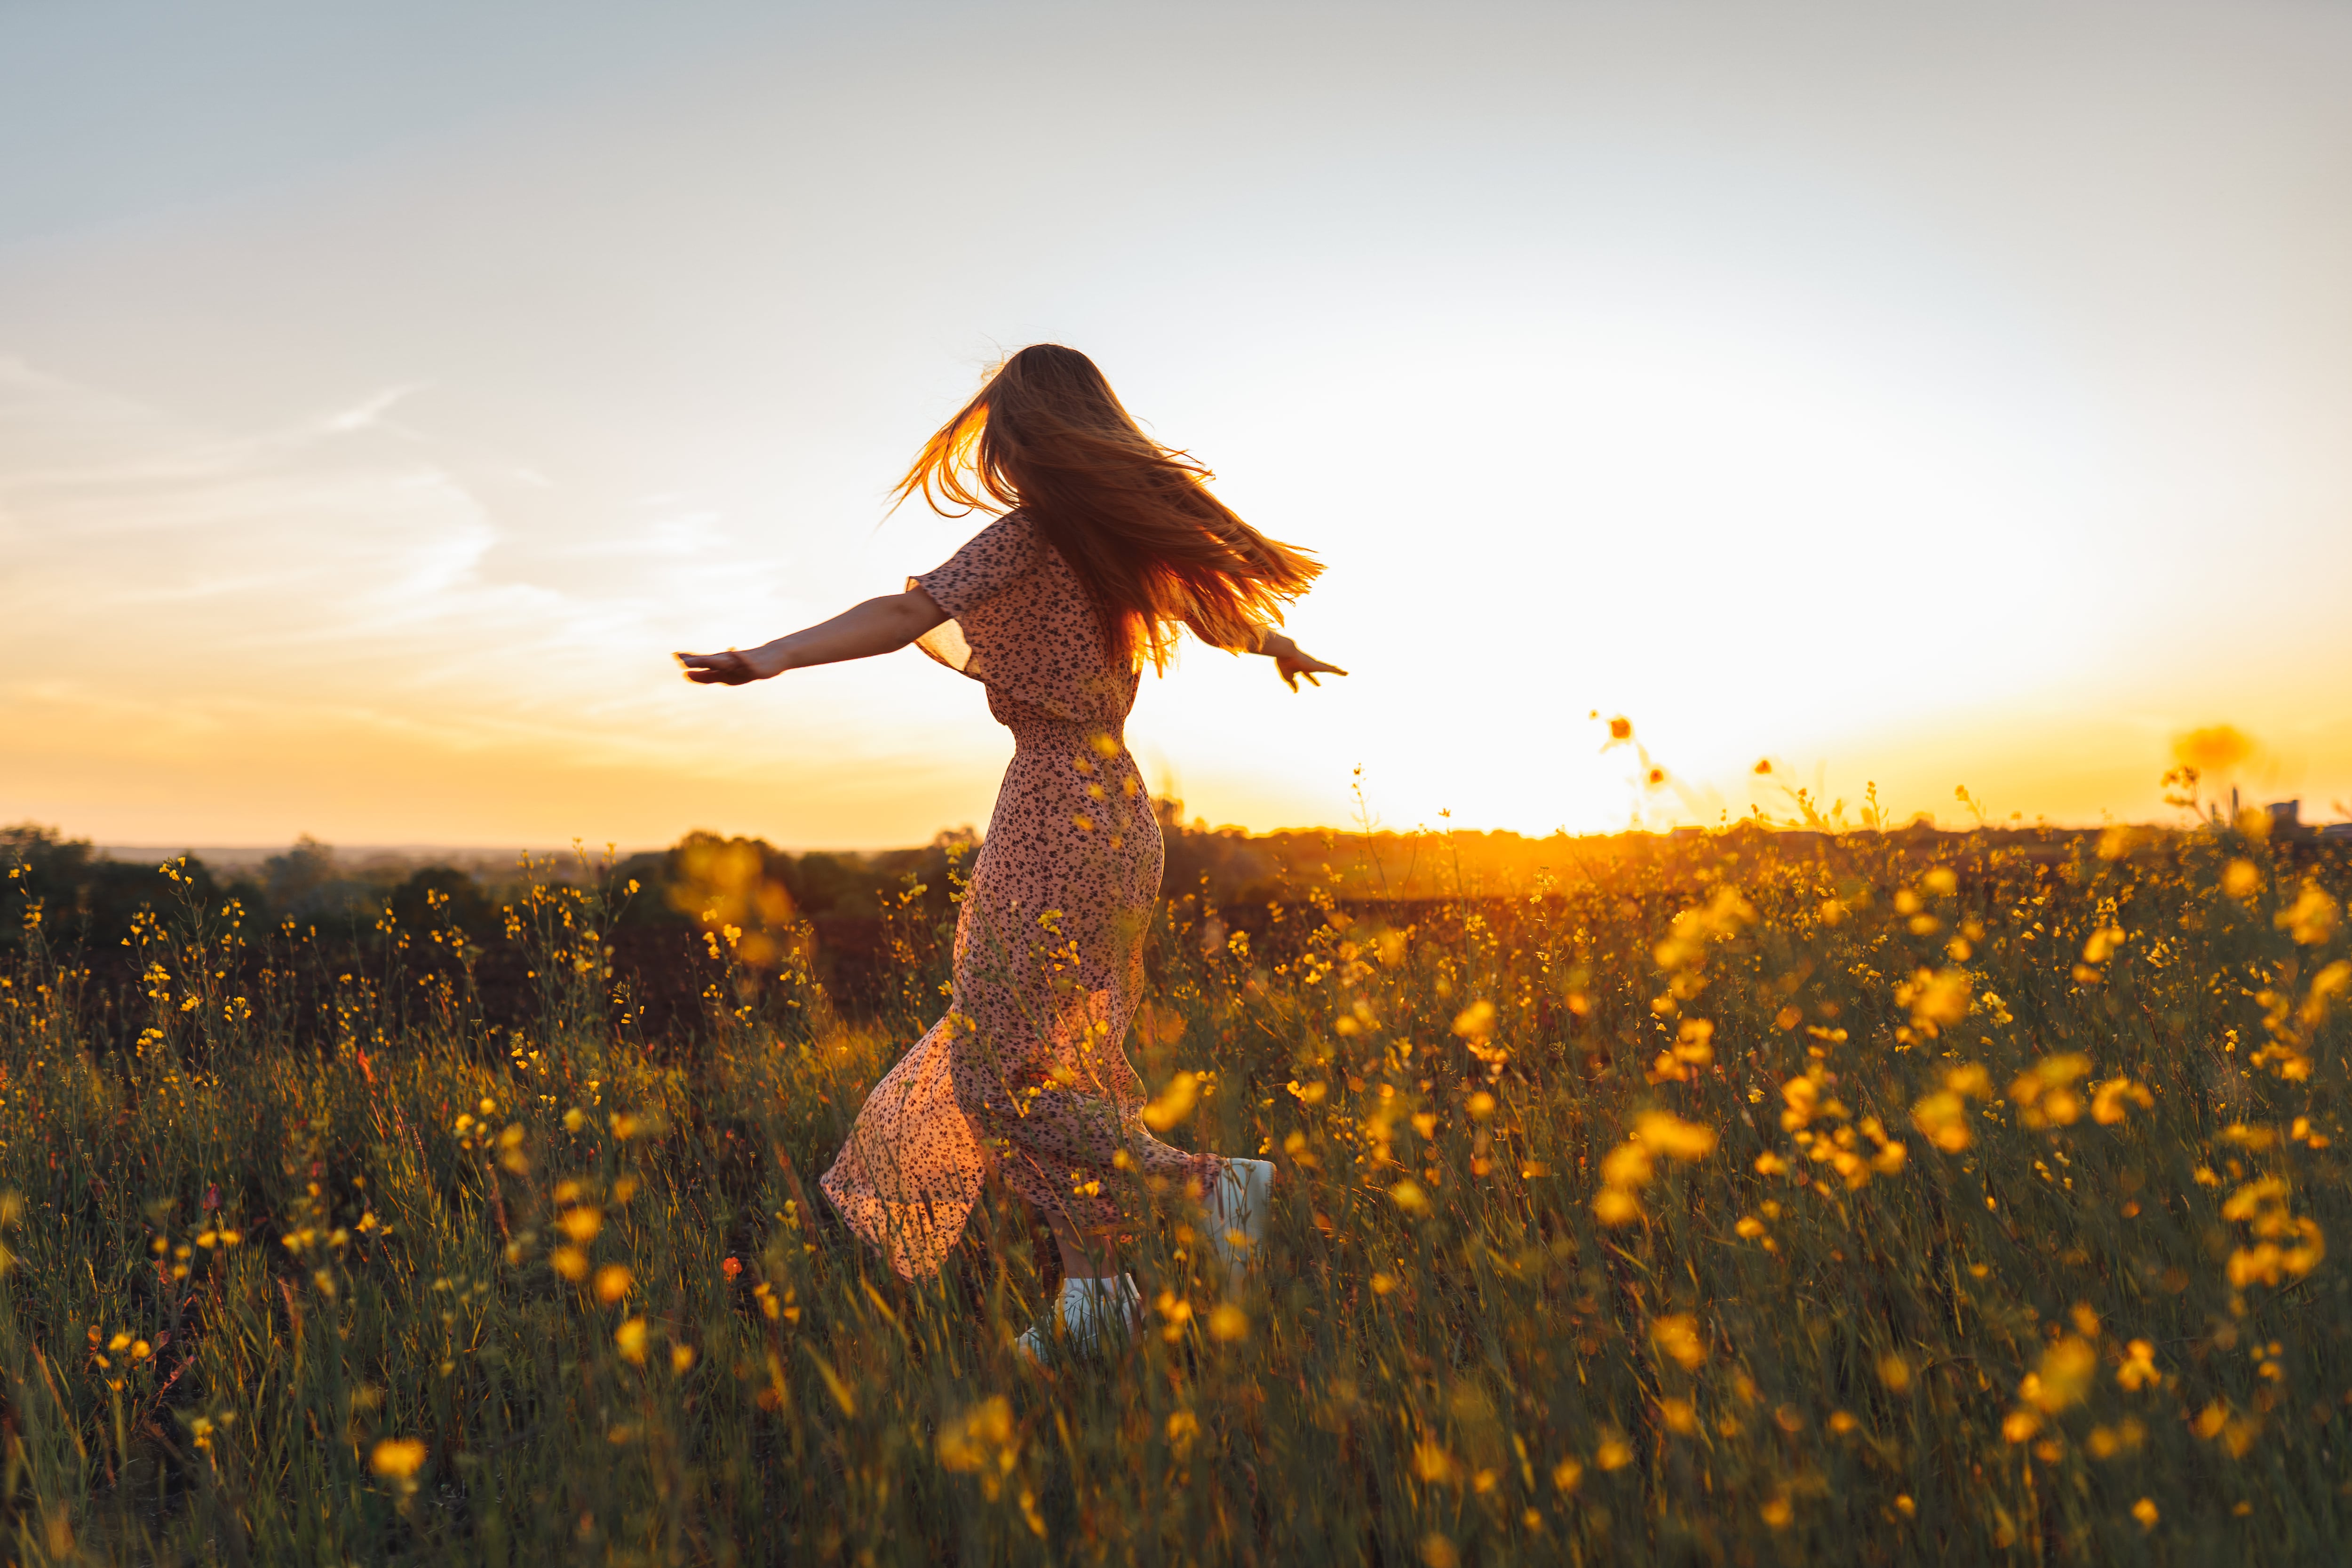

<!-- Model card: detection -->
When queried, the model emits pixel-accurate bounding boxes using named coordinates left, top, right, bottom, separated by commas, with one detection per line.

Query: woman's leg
left=1045, top=1208, right=1121, bottom=1281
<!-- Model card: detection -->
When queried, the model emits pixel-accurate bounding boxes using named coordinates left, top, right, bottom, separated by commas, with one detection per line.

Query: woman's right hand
left=676, top=648, right=775, bottom=685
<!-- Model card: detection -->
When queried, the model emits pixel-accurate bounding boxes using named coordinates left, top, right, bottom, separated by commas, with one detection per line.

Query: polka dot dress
left=819, top=509, right=1219, bottom=1279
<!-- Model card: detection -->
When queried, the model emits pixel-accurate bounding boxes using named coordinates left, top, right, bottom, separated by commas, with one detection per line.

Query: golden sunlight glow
left=4, top=4, right=2351, bottom=847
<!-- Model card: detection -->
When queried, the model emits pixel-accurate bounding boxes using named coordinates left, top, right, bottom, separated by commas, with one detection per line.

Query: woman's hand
left=675, top=647, right=782, bottom=685
left=1258, top=631, right=1348, bottom=691
left=678, top=590, right=949, bottom=688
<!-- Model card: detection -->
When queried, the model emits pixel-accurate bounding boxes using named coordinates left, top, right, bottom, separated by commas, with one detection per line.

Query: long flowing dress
left=819, top=509, right=1216, bottom=1279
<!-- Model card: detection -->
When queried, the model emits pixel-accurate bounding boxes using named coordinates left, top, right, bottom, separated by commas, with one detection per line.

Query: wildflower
left=722, top=1257, right=743, bottom=1281
left=1910, top=1092, right=1971, bottom=1153
left=1466, top=1090, right=1496, bottom=1121
left=551, top=1247, right=590, bottom=1282
left=1165, top=1409, right=1200, bottom=1457
left=2278, top=883, right=2339, bottom=946
left=371, top=1438, right=428, bottom=1484
left=2022, top=1337, right=2098, bottom=1412
left=1631, top=1111, right=1716, bottom=1162
left=614, top=1318, right=648, bottom=1363
left=1595, top=1435, right=1633, bottom=1470
left=2132, top=1498, right=2158, bottom=1531
left=562, top=1108, right=586, bottom=1133
left=2223, top=859, right=2261, bottom=899
left=1734, top=1216, right=1767, bottom=1240
left=2117, top=1339, right=2161, bottom=1391
left=1760, top=1496, right=1794, bottom=1529
left=594, top=1265, right=633, bottom=1304
left=1390, top=1180, right=1430, bottom=1216
left=2010, top=1054, right=2092, bottom=1129
left=2090, top=1078, right=2153, bottom=1125
left=1669, top=1019, right=1714, bottom=1066
left=1413, top=1441, right=1459, bottom=1483
left=1896, top=968, right=1971, bottom=1036
left=1369, top=1273, right=1398, bottom=1296
left=1551, top=1458, right=1583, bottom=1492
left=671, top=1344, right=697, bottom=1374
left=1650, top=1314, right=1706, bottom=1371
left=1208, top=1303, right=1248, bottom=1342
left=557, top=1207, right=603, bottom=1243
left=1141, top=1071, right=1199, bottom=1131
left=937, top=1395, right=1017, bottom=1486
left=1419, top=1534, right=1459, bottom=1568
left=1592, top=1186, right=1643, bottom=1226
left=1878, top=1354, right=1913, bottom=1393
left=1658, top=1398, right=1699, bottom=1434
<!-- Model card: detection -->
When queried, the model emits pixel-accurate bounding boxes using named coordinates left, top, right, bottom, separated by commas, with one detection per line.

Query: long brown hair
left=893, top=344, right=1321, bottom=671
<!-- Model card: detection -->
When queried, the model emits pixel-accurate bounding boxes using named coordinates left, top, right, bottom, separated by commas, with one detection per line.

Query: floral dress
left=820, top=509, right=1216, bottom=1279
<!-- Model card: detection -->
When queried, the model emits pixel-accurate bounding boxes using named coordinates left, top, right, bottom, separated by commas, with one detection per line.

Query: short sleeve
left=911, top=510, right=1041, bottom=620
left=909, top=510, right=1041, bottom=679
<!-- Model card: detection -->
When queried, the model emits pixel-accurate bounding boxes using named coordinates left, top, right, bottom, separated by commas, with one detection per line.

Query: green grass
left=3, top=822, right=2349, bottom=1564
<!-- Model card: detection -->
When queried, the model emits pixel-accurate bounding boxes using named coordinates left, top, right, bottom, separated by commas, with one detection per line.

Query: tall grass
left=2, top=821, right=2348, bottom=1564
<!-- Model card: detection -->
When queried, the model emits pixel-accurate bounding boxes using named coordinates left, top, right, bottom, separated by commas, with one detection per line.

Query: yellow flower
left=937, top=1395, right=1017, bottom=1473
left=1759, top=1496, right=1793, bottom=1529
left=2116, top=1339, right=2160, bottom=1391
left=557, top=1207, right=603, bottom=1244
left=551, top=1246, right=590, bottom=1282
left=671, top=1344, right=697, bottom=1374
left=2222, top=859, right=2261, bottom=899
left=614, top=1317, right=648, bottom=1364
left=1591, top=1186, right=1643, bottom=1226
left=594, top=1265, right=633, bottom=1304
left=2280, top=883, right=2340, bottom=946
left=1649, top=1313, right=1706, bottom=1371
left=2131, top=1498, right=2159, bottom=1530
left=1140, top=1071, right=1199, bottom=1131
left=1551, top=1458, right=1583, bottom=1493
left=371, top=1438, right=428, bottom=1480
left=1910, top=1092, right=1971, bottom=1153
left=2025, top=1337, right=2097, bottom=1413
left=1595, top=1436, right=1633, bottom=1471
left=1631, top=1111, right=1716, bottom=1162
left=1389, top=1180, right=1430, bottom=1216
left=2090, top=1078, right=2153, bottom=1125
left=1208, top=1303, right=1248, bottom=1342
left=1165, top=1409, right=1200, bottom=1457
left=1418, top=1534, right=1459, bottom=1568
left=1878, top=1354, right=1913, bottom=1393
left=1896, top=967, right=1971, bottom=1034
left=1450, top=1000, right=1496, bottom=1040
left=1600, top=1142, right=1654, bottom=1188
left=1412, top=1440, right=1460, bottom=1483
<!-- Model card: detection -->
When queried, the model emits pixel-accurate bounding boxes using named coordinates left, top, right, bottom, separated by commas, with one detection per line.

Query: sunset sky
left=5, top=0, right=2351, bottom=851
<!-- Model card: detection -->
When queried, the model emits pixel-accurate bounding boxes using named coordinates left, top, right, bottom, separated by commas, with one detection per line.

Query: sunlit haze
left=6, top=0, right=2351, bottom=850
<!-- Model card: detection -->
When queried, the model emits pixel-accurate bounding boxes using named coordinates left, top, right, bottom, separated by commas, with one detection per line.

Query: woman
left=678, top=345, right=1344, bottom=1355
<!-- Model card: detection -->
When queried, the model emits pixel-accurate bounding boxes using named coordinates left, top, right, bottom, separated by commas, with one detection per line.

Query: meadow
left=2, top=809, right=2349, bottom=1564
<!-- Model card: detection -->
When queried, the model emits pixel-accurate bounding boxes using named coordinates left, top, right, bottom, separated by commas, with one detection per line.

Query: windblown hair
left=893, top=344, right=1321, bottom=671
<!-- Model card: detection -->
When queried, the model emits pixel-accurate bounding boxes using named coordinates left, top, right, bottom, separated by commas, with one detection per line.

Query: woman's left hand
left=1265, top=636, right=1348, bottom=691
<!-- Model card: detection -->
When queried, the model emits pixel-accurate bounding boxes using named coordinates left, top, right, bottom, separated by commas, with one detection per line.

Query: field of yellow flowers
left=3, top=817, right=2349, bottom=1564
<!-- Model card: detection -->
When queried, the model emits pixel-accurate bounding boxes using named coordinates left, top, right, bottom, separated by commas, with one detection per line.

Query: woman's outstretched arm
left=677, top=588, right=949, bottom=685
left=1250, top=627, right=1348, bottom=691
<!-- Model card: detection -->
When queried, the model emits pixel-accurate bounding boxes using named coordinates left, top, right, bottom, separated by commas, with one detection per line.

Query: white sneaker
left=1019, top=1274, right=1140, bottom=1365
left=1205, top=1158, right=1275, bottom=1291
